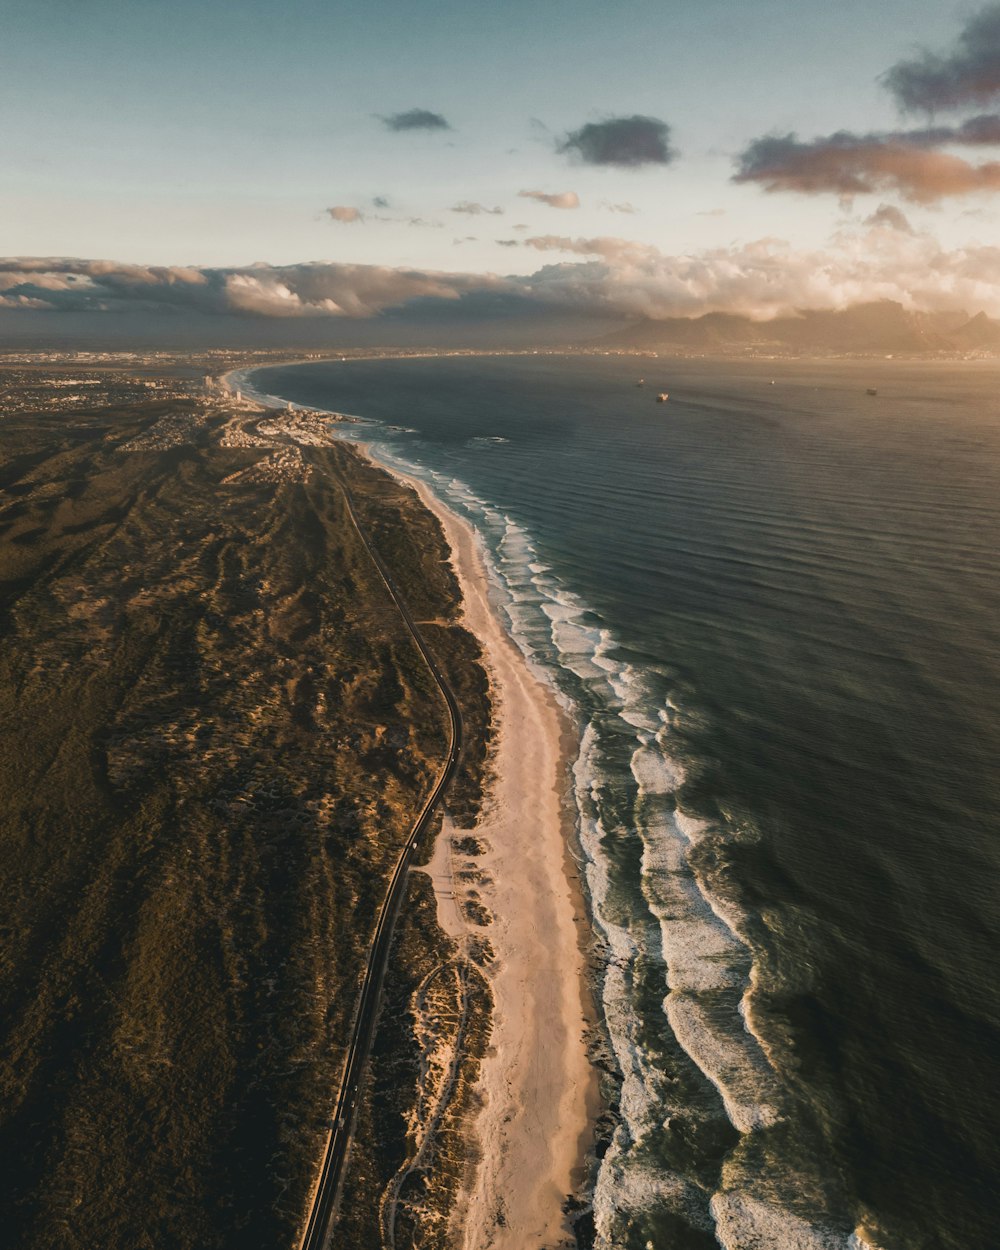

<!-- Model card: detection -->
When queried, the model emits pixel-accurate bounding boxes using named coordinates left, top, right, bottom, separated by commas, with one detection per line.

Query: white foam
left=712, top=1192, right=853, bottom=1250
left=241, top=367, right=853, bottom=1247
left=594, top=1154, right=711, bottom=1246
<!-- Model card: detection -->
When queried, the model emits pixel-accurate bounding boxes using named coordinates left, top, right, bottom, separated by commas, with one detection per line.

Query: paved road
left=299, top=467, right=464, bottom=1250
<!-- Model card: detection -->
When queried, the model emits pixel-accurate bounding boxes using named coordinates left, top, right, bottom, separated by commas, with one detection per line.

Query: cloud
left=0, top=258, right=505, bottom=318
left=557, top=115, right=675, bottom=167
left=884, top=4, right=1000, bottom=113
left=736, top=6, right=1000, bottom=206
left=951, top=112, right=1000, bottom=143
left=733, top=125, right=1000, bottom=202
left=7, top=222, right=1000, bottom=323
left=450, top=201, right=504, bottom=215
left=378, top=108, right=450, bottom=132
left=521, top=234, right=663, bottom=264
left=507, top=227, right=1000, bottom=319
left=603, top=201, right=638, bottom=213
left=370, top=213, right=445, bottom=228
left=864, top=203, right=913, bottom=232
left=518, top=189, right=581, bottom=209
left=373, top=195, right=391, bottom=209
left=326, top=205, right=364, bottom=223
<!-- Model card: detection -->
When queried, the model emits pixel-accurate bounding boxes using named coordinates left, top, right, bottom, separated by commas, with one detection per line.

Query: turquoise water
left=251, top=355, right=1000, bottom=1250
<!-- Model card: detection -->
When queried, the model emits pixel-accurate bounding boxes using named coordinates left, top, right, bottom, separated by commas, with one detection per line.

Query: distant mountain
left=950, top=310, right=1000, bottom=349
left=600, top=301, right=1000, bottom=355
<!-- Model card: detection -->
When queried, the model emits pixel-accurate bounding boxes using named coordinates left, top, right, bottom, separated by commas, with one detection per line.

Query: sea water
left=247, top=354, right=1000, bottom=1250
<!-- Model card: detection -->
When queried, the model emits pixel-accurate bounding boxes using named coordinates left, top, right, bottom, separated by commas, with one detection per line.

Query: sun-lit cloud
left=736, top=6, right=1000, bottom=206
left=518, top=189, right=580, bottom=209
left=378, top=108, right=450, bottom=132
left=504, top=225, right=1000, bottom=318
left=0, top=258, right=502, bottom=318
left=521, top=234, right=658, bottom=260
left=883, top=3, right=1000, bottom=113
left=450, top=201, right=504, bottom=215
left=557, top=115, right=675, bottom=167
left=326, top=206, right=364, bottom=223
left=5, top=223, right=1000, bottom=322
left=733, top=125, right=1000, bottom=202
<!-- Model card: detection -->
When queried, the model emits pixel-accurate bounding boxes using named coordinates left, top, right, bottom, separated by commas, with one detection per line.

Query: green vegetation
left=0, top=393, right=492, bottom=1249
left=337, top=872, right=493, bottom=1250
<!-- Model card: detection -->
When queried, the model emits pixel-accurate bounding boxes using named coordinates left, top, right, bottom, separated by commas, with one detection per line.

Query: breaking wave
left=245, top=370, right=868, bottom=1249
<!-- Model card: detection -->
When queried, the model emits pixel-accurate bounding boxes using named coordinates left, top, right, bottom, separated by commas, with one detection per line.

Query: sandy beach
left=388, top=463, right=596, bottom=1248
left=217, top=363, right=600, bottom=1242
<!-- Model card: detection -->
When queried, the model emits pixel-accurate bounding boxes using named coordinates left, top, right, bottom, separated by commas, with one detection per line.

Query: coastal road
left=298, top=463, right=464, bottom=1250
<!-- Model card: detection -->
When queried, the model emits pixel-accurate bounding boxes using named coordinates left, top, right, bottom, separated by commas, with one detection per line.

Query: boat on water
left=637, top=378, right=645, bottom=387
left=656, top=392, right=669, bottom=403
left=866, top=387, right=878, bottom=396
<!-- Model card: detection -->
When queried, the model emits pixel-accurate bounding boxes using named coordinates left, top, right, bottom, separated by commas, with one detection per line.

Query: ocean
left=247, top=354, right=1000, bottom=1250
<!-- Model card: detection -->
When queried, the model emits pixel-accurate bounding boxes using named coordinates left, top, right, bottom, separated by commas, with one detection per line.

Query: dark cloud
left=881, top=114, right=1000, bottom=147
left=953, top=112, right=1000, bottom=143
left=372, top=195, right=391, bottom=209
left=737, top=4, right=1000, bottom=204
left=884, top=4, right=1000, bottom=113
left=378, top=108, right=450, bottom=132
left=733, top=122, right=1000, bottom=202
left=518, top=189, right=580, bottom=208
left=557, top=115, right=675, bottom=167
left=327, top=206, right=363, bottom=223
left=450, top=201, right=504, bottom=215
left=864, top=204, right=914, bottom=232
left=495, top=240, right=520, bottom=247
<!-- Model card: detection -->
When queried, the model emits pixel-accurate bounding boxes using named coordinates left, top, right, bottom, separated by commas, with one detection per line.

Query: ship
left=656, top=392, right=669, bottom=403
left=866, top=387, right=878, bottom=396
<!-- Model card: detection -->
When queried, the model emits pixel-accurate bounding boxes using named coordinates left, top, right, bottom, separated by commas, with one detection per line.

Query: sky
left=5, top=0, right=1000, bottom=324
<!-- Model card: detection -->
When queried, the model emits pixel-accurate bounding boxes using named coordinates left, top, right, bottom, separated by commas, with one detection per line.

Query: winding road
left=298, top=463, right=464, bottom=1250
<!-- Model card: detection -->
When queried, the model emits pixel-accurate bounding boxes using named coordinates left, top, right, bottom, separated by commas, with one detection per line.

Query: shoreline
left=234, top=361, right=601, bottom=1241
left=388, top=458, right=598, bottom=1248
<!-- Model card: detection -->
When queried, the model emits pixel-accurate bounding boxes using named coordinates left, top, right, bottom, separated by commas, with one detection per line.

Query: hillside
left=0, top=384, right=492, bottom=1250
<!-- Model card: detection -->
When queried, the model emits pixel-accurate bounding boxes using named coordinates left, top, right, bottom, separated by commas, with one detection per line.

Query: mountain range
left=600, top=301, right=1000, bottom=355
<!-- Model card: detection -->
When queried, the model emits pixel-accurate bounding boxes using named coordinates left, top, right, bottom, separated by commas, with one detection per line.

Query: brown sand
left=386, top=462, right=596, bottom=1249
